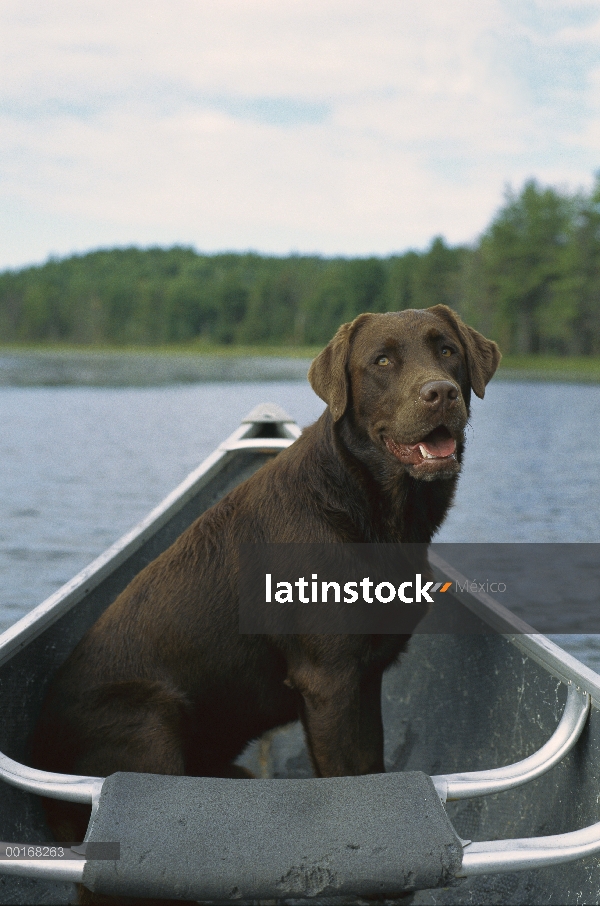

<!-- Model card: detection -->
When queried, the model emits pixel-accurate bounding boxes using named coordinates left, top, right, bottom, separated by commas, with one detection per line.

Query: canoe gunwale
left=1, top=405, right=596, bottom=702
left=0, top=410, right=300, bottom=671
left=430, top=551, right=600, bottom=705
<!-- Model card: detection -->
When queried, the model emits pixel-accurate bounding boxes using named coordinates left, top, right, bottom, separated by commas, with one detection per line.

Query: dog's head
left=308, top=305, right=501, bottom=481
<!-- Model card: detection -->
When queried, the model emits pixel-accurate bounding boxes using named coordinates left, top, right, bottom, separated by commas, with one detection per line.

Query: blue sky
left=1, top=0, right=600, bottom=269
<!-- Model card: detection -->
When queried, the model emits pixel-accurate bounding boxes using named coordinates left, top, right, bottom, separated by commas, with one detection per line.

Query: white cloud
left=1, top=0, right=599, bottom=267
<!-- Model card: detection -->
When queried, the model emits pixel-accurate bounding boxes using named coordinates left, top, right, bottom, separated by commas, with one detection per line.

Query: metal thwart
left=432, top=683, right=590, bottom=802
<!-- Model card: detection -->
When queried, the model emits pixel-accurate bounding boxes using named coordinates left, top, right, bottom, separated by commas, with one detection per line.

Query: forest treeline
left=2, top=176, right=600, bottom=354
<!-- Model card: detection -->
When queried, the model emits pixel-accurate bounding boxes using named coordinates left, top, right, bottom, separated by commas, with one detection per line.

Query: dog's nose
left=419, top=380, right=459, bottom=408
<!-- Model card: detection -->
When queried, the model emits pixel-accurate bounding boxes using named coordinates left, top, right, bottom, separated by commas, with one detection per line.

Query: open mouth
left=384, top=426, right=457, bottom=465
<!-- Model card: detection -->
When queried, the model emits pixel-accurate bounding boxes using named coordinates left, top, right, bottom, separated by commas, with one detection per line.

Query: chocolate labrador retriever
left=32, top=305, right=500, bottom=852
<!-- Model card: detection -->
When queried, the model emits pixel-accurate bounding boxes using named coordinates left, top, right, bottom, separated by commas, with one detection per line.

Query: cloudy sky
left=2, top=0, right=600, bottom=270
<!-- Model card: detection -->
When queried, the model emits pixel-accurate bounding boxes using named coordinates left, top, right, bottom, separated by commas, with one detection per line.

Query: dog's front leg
left=289, top=663, right=385, bottom=777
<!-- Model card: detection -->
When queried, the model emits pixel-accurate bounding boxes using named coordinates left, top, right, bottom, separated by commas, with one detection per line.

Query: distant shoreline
left=0, top=342, right=322, bottom=358
left=1, top=345, right=599, bottom=386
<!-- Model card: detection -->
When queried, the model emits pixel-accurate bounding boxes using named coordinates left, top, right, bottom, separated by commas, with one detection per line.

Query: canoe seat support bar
left=460, top=812, right=600, bottom=876
left=0, top=682, right=594, bottom=888
left=0, top=684, right=588, bottom=809
left=444, top=682, right=600, bottom=876
left=0, top=748, right=103, bottom=806
left=432, top=683, right=590, bottom=802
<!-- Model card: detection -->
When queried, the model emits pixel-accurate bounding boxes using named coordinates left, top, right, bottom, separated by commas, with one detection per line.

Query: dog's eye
left=441, top=347, right=453, bottom=357
left=375, top=355, right=391, bottom=366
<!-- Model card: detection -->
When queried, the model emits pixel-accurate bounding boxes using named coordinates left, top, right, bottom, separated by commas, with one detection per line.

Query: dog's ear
left=428, top=304, right=501, bottom=399
left=308, top=314, right=371, bottom=420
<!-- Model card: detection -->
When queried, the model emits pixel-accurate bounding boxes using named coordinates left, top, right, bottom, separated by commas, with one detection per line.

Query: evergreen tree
left=2, top=174, right=600, bottom=355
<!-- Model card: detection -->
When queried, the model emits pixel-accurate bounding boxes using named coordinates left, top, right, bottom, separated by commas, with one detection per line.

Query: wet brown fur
left=31, top=306, right=499, bottom=905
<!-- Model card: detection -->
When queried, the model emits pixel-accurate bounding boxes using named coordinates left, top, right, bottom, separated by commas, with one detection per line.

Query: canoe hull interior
left=0, top=412, right=598, bottom=905
left=241, top=625, right=600, bottom=906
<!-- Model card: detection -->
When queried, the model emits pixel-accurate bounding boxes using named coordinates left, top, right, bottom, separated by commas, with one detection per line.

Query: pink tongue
left=420, top=433, right=456, bottom=457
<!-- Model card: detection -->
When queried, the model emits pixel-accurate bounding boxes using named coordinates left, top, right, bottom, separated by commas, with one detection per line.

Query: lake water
left=1, top=366, right=599, bottom=668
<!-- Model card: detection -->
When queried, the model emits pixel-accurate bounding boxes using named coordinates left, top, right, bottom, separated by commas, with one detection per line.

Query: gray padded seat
left=83, top=771, right=463, bottom=901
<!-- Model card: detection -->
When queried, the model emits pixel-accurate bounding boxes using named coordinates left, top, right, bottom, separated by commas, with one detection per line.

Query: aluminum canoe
left=0, top=404, right=599, bottom=905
